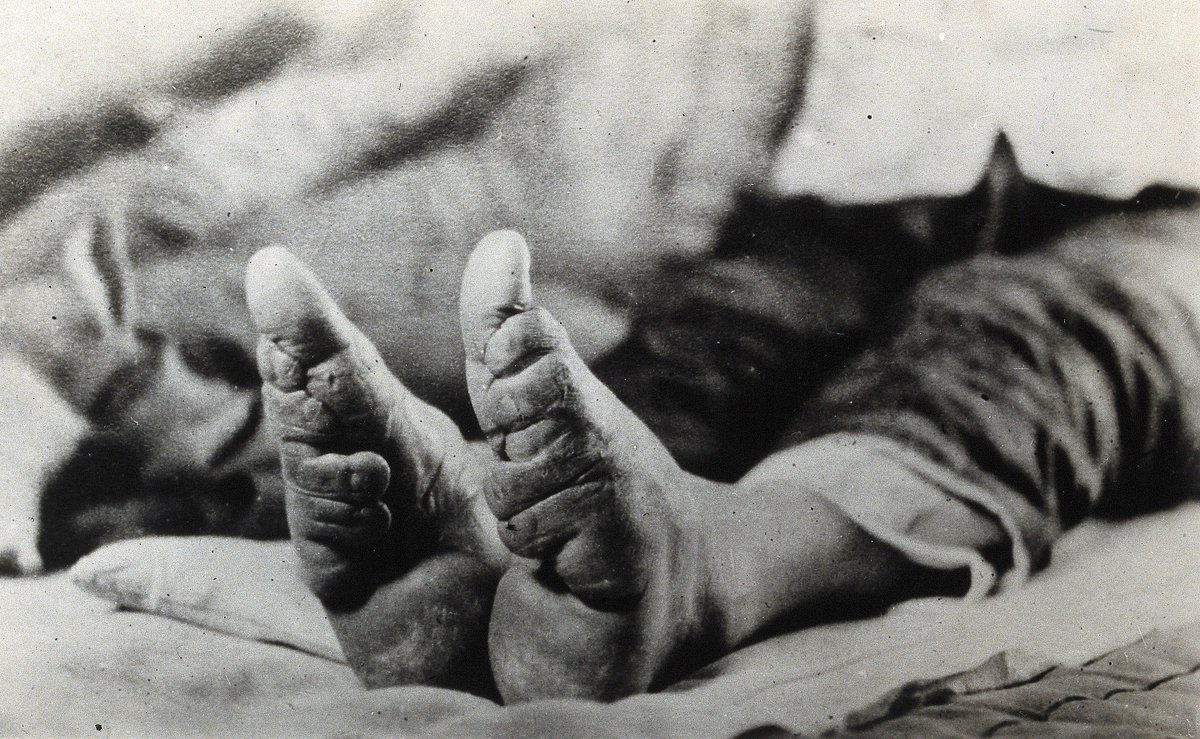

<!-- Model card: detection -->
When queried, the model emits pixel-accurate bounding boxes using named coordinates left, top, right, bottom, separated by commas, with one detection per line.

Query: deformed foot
left=246, top=246, right=507, bottom=689
left=460, top=232, right=718, bottom=702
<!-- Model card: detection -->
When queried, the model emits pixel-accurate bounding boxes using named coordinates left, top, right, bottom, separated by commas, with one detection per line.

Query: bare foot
left=245, top=246, right=507, bottom=690
left=460, top=232, right=718, bottom=702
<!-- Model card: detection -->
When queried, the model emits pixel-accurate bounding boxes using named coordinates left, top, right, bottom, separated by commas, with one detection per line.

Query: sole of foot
left=459, top=231, right=715, bottom=702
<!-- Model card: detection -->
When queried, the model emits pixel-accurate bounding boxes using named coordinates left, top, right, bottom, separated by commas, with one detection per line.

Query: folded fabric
left=70, top=536, right=344, bottom=662
left=63, top=503, right=1199, bottom=736
left=771, top=1, right=1200, bottom=201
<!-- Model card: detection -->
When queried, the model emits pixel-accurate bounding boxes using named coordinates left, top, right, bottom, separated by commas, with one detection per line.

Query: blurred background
left=0, top=0, right=1196, bottom=569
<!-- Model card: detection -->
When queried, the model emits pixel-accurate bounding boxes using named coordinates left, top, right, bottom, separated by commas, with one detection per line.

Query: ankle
left=652, top=475, right=736, bottom=679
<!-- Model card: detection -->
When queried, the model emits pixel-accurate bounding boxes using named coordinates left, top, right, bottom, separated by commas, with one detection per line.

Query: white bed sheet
left=2, top=503, right=1196, bottom=737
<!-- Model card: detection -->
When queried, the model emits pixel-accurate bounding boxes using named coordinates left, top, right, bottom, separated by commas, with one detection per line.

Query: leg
left=458, top=232, right=1014, bottom=703
left=465, top=205, right=1200, bottom=702
left=245, top=247, right=509, bottom=691
left=459, top=233, right=922, bottom=702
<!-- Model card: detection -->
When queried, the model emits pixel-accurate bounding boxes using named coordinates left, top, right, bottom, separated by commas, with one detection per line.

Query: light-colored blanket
left=3, top=1, right=1196, bottom=205
left=3, top=503, right=1196, bottom=737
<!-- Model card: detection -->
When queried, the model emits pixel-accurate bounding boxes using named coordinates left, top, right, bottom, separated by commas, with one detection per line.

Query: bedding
left=3, top=2, right=1196, bottom=206
left=71, top=537, right=342, bottom=661
left=3, top=503, right=1196, bottom=737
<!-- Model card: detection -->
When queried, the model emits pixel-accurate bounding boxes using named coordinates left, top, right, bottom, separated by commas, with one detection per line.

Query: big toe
left=459, top=230, right=533, bottom=365
left=460, top=231, right=579, bottom=442
left=246, top=246, right=357, bottom=367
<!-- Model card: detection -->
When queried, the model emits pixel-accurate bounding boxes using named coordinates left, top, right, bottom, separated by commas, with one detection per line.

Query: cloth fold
left=771, top=1, right=1200, bottom=202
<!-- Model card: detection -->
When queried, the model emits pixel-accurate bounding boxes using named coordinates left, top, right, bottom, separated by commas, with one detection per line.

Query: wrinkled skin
left=245, top=234, right=722, bottom=700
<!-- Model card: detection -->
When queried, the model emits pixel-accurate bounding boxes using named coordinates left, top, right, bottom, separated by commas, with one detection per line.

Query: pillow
left=70, top=536, right=343, bottom=661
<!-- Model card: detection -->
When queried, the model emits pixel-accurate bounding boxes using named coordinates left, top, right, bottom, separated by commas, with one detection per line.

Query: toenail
left=497, top=393, right=523, bottom=425
left=481, top=392, right=528, bottom=433
left=270, top=348, right=303, bottom=388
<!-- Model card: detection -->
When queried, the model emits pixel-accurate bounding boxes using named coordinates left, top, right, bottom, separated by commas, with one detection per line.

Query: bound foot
left=460, top=232, right=721, bottom=702
left=246, top=247, right=507, bottom=689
